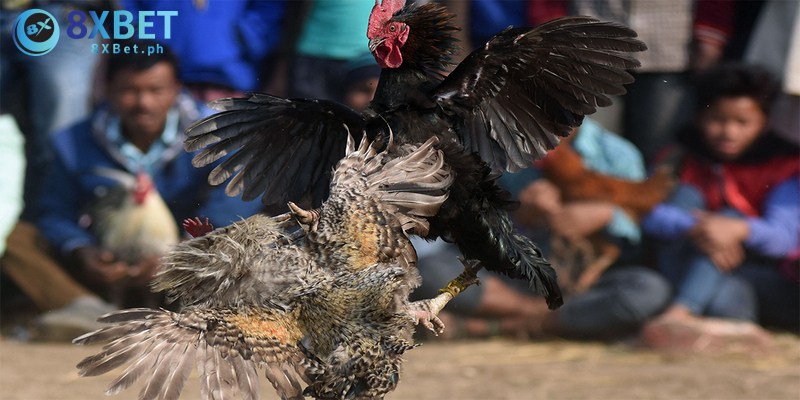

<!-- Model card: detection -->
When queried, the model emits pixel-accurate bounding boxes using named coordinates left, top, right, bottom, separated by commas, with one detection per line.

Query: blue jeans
left=556, top=266, right=671, bottom=340
left=662, top=241, right=758, bottom=320
left=0, top=4, right=100, bottom=219
left=657, top=186, right=800, bottom=331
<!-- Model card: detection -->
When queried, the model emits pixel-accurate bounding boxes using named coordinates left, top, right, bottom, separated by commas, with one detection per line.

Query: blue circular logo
left=13, top=9, right=60, bottom=56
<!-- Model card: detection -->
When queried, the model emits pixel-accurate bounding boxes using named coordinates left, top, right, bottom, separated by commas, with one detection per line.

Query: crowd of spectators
left=0, top=0, right=796, bottom=352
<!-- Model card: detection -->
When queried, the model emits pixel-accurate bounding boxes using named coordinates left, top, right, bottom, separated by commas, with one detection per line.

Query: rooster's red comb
left=367, top=0, right=406, bottom=38
left=378, top=0, right=404, bottom=13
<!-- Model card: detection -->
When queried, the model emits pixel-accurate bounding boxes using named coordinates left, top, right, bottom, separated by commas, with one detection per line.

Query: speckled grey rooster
left=73, top=135, right=475, bottom=400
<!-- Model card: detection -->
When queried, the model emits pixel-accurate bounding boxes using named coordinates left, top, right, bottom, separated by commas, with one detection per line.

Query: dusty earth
left=0, top=333, right=798, bottom=400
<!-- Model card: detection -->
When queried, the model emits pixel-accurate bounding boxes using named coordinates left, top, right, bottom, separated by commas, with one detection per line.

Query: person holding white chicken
left=1, top=42, right=262, bottom=340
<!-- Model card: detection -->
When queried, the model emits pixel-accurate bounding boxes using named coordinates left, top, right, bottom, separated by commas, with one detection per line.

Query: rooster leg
left=271, top=212, right=297, bottom=228
left=410, top=258, right=481, bottom=335
left=269, top=212, right=309, bottom=246
left=287, top=202, right=321, bottom=232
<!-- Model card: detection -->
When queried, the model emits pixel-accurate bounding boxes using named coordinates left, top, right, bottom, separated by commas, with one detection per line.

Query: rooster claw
left=411, top=306, right=445, bottom=336
left=288, top=202, right=320, bottom=232
left=412, top=308, right=446, bottom=335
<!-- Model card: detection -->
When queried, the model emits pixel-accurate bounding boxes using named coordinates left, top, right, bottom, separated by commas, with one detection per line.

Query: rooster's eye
left=389, top=25, right=396, bottom=32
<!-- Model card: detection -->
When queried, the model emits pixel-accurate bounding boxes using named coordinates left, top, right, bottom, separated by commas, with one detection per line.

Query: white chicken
left=88, top=168, right=179, bottom=264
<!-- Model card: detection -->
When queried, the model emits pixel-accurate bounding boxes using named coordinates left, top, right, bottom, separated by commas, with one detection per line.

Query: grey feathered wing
left=153, top=213, right=314, bottom=308
left=74, top=307, right=312, bottom=400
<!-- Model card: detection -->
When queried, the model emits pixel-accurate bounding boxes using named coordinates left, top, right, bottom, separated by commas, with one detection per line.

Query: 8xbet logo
left=13, top=9, right=60, bottom=56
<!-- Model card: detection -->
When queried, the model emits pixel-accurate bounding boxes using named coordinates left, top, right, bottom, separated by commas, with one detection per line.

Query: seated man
left=0, top=42, right=262, bottom=340
left=412, top=118, right=672, bottom=341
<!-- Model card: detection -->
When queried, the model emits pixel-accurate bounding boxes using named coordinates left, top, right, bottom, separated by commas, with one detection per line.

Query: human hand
left=128, top=254, right=161, bottom=287
left=689, top=213, right=749, bottom=251
left=706, top=244, right=745, bottom=272
left=548, top=201, right=615, bottom=240
left=516, top=179, right=562, bottom=226
left=689, top=213, right=749, bottom=271
left=72, top=246, right=129, bottom=284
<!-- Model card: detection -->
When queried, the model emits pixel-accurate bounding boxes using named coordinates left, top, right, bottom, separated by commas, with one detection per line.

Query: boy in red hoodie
left=642, top=64, right=799, bottom=347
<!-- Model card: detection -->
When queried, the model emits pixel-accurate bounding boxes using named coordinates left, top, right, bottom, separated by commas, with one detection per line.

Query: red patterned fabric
left=680, top=154, right=800, bottom=217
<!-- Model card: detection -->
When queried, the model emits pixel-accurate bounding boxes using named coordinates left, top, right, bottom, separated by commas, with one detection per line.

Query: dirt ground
left=0, top=333, right=798, bottom=400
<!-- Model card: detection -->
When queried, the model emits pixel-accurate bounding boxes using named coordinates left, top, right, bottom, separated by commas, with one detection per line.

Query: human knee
left=626, top=268, right=672, bottom=318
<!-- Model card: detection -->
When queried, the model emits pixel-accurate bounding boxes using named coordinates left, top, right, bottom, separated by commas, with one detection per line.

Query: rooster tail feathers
left=333, top=135, right=453, bottom=236
left=368, top=137, right=454, bottom=236
left=454, top=206, right=564, bottom=309
left=508, top=232, right=563, bottom=309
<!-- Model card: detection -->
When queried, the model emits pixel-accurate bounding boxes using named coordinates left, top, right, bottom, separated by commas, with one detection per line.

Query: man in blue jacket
left=1, top=42, right=261, bottom=340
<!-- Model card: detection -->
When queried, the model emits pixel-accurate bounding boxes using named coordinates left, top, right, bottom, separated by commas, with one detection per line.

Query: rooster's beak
left=368, top=37, right=386, bottom=52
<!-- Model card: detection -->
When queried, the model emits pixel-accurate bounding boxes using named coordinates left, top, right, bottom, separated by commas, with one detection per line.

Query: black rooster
left=185, top=0, right=646, bottom=310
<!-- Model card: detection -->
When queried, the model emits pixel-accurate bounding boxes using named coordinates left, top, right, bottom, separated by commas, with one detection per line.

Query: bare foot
left=641, top=307, right=773, bottom=354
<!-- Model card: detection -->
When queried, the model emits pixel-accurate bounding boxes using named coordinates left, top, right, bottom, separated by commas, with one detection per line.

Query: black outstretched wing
left=432, top=16, right=646, bottom=172
left=185, top=93, right=368, bottom=207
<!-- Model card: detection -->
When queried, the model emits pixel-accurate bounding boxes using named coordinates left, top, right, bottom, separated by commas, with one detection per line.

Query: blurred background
left=0, top=0, right=797, bottom=399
